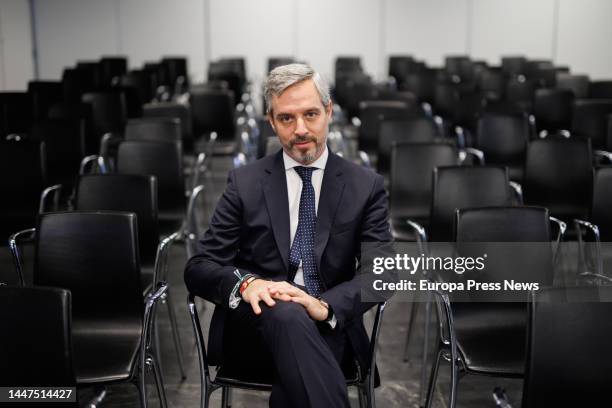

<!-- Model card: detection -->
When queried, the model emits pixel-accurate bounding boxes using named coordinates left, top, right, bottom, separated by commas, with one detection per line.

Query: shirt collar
left=283, top=145, right=329, bottom=171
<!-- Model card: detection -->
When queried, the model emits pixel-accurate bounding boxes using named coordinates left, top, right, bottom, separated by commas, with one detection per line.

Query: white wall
left=34, top=0, right=206, bottom=82
left=6, top=0, right=612, bottom=90
left=0, top=0, right=34, bottom=90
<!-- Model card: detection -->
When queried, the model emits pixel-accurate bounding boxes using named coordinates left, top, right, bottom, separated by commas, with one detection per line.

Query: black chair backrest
left=28, top=81, right=64, bottom=121
left=190, top=88, right=235, bottom=140
left=0, top=140, right=46, bottom=243
left=29, top=119, right=84, bottom=189
left=454, top=206, right=554, bottom=287
left=571, top=99, right=612, bottom=149
left=477, top=69, right=506, bottom=100
left=378, top=118, right=440, bottom=174
left=505, top=77, right=535, bottom=113
left=524, top=138, right=593, bottom=220
left=388, top=55, right=415, bottom=84
left=523, top=286, right=612, bottom=407
left=100, top=56, right=128, bottom=85
left=125, top=117, right=182, bottom=144
left=268, top=57, right=295, bottom=73
left=75, top=174, right=159, bottom=266
left=208, top=61, right=244, bottom=102
left=62, top=67, right=95, bottom=103
left=143, top=102, right=193, bottom=148
left=591, top=167, right=612, bottom=241
left=162, top=57, right=188, bottom=87
left=358, top=100, right=416, bottom=151
left=390, top=142, right=458, bottom=222
left=533, top=88, right=574, bottom=133
left=117, top=140, right=185, bottom=215
left=588, top=80, right=612, bottom=99
left=0, top=286, right=75, bottom=387
left=81, top=91, right=128, bottom=139
left=476, top=114, right=529, bottom=171
left=120, top=70, right=155, bottom=103
left=0, top=92, right=32, bottom=135
left=48, top=102, right=96, bottom=155
left=34, top=211, right=143, bottom=322
left=431, top=166, right=512, bottom=241
left=401, top=71, right=436, bottom=103
left=556, top=74, right=589, bottom=98
left=501, top=56, right=527, bottom=76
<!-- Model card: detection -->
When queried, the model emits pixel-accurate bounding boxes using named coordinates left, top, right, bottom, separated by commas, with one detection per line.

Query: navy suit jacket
left=185, top=150, right=393, bottom=369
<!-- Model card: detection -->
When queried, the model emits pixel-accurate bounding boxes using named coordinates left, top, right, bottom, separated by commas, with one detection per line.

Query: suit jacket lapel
left=263, top=151, right=290, bottom=272
left=315, top=152, right=345, bottom=272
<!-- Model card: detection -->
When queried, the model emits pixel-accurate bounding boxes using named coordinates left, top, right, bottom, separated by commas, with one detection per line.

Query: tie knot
left=294, top=166, right=314, bottom=182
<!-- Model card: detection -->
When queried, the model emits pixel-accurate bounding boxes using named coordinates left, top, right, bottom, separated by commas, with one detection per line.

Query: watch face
left=229, top=292, right=241, bottom=309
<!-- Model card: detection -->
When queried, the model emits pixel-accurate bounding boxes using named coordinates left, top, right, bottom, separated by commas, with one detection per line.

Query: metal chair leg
left=151, top=356, right=169, bottom=408
left=424, top=349, right=443, bottom=408
left=133, top=378, right=147, bottom=408
left=449, top=353, right=459, bottom=408
left=357, top=384, right=366, bottom=408
left=403, top=300, right=420, bottom=362
left=419, top=291, right=433, bottom=407
left=165, top=290, right=187, bottom=380
left=221, top=387, right=232, bottom=408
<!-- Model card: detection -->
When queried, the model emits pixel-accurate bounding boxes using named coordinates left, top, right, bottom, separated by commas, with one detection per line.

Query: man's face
left=268, top=79, right=332, bottom=165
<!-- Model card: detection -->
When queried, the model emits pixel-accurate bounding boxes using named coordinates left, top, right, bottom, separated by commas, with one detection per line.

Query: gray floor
left=68, top=155, right=537, bottom=408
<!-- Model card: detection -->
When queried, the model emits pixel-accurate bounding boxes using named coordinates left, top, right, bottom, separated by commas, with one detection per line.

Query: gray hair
left=264, top=63, right=331, bottom=115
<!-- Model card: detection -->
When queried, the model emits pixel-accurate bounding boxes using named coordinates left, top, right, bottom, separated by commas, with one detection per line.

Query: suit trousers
left=223, top=300, right=351, bottom=408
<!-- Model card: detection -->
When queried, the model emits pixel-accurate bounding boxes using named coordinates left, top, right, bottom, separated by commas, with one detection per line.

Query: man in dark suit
left=185, top=63, right=392, bottom=407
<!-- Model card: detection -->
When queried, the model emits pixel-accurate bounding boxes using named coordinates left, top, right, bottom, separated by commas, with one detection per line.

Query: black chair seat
left=72, top=320, right=142, bottom=383
left=453, top=303, right=526, bottom=376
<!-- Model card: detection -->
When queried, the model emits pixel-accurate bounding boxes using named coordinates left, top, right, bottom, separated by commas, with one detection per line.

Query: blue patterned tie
left=289, top=166, right=323, bottom=296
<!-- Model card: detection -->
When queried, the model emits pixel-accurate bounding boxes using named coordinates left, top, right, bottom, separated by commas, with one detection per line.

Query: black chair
left=357, top=100, right=417, bottom=153
left=190, top=88, right=236, bottom=154
left=81, top=91, right=128, bottom=142
left=0, top=92, right=32, bottom=136
left=501, top=56, right=527, bottom=77
left=533, top=89, right=574, bottom=136
left=401, top=71, right=436, bottom=103
left=476, top=69, right=506, bottom=101
left=162, top=57, right=189, bottom=94
left=74, top=174, right=186, bottom=380
left=208, top=61, right=244, bottom=104
left=504, top=77, right=535, bottom=113
left=377, top=118, right=441, bottom=175
left=267, top=57, right=295, bottom=73
left=388, top=55, right=415, bottom=86
left=188, top=293, right=386, bottom=408
left=29, top=119, right=84, bottom=200
left=556, top=73, right=589, bottom=98
left=571, top=99, right=612, bottom=149
left=120, top=70, right=156, bottom=104
left=475, top=114, right=529, bottom=182
left=0, top=285, right=76, bottom=405
left=100, top=56, right=128, bottom=86
left=61, top=68, right=95, bottom=103
left=424, top=206, right=557, bottom=408
left=116, top=140, right=204, bottom=243
left=574, top=167, right=612, bottom=283
left=125, top=117, right=182, bottom=143
left=588, top=80, right=612, bottom=99
left=430, top=166, right=514, bottom=241
left=389, top=142, right=459, bottom=242
left=524, top=138, right=593, bottom=223
left=521, top=286, right=612, bottom=407
left=143, top=102, right=194, bottom=153
left=10, top=211, right=168, bottom=408
left=28, top=81, right=64, bottom=121
left=75, top=61, right=104, bottom=90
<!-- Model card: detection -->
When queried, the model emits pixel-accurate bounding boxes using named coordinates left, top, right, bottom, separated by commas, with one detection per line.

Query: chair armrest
left=99, top=132, right=123, bottom=158
left=79, top=155, right=107, bottom=174
left=594, top=150, right=612, bottom=164
left=460, top=147, right=485, bottom=165
left=186, top=185, right=206, bottom=259
left=153, top=232, right=181, bottom=283
left=351, top=117, right=361, bottom=128
left=8, top=228, right=36, bottom=286
left=574, top=219, right=604, bottom=279
left=549, top=216, right=567, bottom=263
left=191, top=153, right=206, bottom=191
left=508, top=181, right=523, bottom=204
left=404, top=219, right=429, bottom=258
left=358, top=150, right=372, bottom=168
left=454, top=126, right=467, bottom=149
left=39, top=184, right=62, bottom=213
left=492, top=387, right=513, bottom=408
left=141, top=281, right=169, bottom=377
